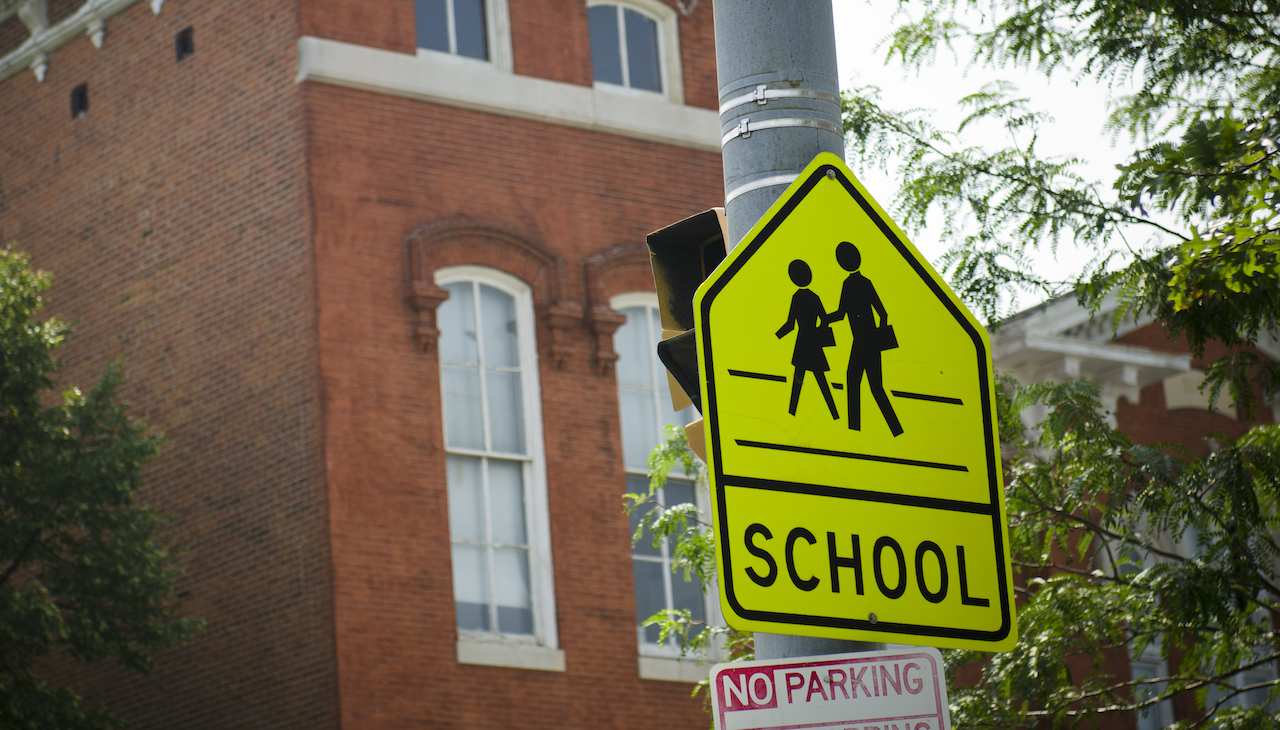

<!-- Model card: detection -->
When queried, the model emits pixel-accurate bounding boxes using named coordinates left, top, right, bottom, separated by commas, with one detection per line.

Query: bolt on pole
left=713, top=0, right=882, bottom=660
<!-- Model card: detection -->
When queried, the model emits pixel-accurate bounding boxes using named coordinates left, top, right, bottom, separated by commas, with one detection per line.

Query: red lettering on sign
left=881, top=664, right=903, bottom=695
left=904, top=662, right=923, bottom=694
left=849, top=665, right=871, bottom=697
left=805, top=671, right=829, bottom=702
left=715, top=667, right=777, bottom=710
left=724, top=674, right=749, bottom=709
left=786, top=672, right=806, bottom=703
left=827, top=668, right=850, bottom=699
left=750, top=672, right=774, bottom=706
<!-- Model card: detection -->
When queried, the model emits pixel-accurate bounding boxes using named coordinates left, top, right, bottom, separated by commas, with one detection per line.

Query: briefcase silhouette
left=876, top=324, right=898, bottom=351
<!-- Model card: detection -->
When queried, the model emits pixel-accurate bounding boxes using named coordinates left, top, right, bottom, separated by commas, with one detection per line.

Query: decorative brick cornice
left=0, top=0, right=159, bottom=84
left=582, top=243, right=653, bottom=376
left=584, top=306, right=627, bottom=376
left=401, top=281, right=451, bottom=355
left=405, top=217, right=582, bottom=368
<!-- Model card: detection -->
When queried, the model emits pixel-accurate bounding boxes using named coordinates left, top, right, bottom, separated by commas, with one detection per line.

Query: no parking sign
left=710, top=647, right=950, bottom=730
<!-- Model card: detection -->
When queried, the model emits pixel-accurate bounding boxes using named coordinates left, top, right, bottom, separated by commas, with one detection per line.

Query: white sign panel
left=710, top=647, right=951, bottom=730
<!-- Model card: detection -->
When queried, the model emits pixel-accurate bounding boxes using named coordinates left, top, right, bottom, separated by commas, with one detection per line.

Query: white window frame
left=436, top=265, right=561, bottom=671
left=1099, top=523, right=1278, bottom=724
left=1205, top=609, right=1279, bottom=714
left=1129, top=637, right=1175, bottom=730
left=585, top=0, right=685, bottom=105
left=1216, top=660, right=1279, bottom=713
left=611, top=291, right=718, bottom=680
left=415, top=0, right=514, bottom=74
left=1091, top=523, right=1179, bottom=728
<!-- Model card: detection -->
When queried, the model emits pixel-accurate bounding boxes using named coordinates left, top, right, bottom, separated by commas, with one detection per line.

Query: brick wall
left=1115, top=323, right=1274, bottom=455
left=302, top=78, right=723, bottom=727
left=1099, top=322, right=1273, bottom=727
left=1, top=0, right=729, bottom=726
left=298, top=0, right=721, bottom=110
left=0, top=1, right=338, bottom=727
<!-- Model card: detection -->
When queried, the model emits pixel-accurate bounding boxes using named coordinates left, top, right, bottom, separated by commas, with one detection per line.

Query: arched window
left=586, top=0, right=682, bottom=101
left=611, top=292, right=709, bottom=661
left=437, top=266, right=558, bottom=653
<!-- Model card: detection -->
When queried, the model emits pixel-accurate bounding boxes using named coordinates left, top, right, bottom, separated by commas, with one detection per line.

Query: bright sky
left=831, top=0, right=1147, bottom=308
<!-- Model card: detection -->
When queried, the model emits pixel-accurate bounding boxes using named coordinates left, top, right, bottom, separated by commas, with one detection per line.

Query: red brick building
left=992, top=294, right=1279, bottom=729
left=4, top=1, right=1277, bottom=729
left=1, top=0, right=724, bottom=726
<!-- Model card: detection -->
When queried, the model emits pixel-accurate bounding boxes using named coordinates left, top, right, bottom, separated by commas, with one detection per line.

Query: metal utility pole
left=715, top=0, right=844, bottom=250
left=713, top=0, right=881, bottom=660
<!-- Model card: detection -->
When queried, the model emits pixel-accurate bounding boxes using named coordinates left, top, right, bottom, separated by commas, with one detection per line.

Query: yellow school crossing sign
left=695, top=153, right=1016, bottom=651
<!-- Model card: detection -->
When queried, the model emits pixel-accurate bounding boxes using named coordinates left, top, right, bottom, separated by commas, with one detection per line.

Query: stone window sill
left=457, top=638, right=566, bottom=672
left=638, top=656, right=709, bottom=683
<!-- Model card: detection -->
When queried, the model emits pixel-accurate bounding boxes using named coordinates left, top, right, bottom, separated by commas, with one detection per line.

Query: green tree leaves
left=0, top=250, right=201, bottom=730
left=635, top=1, right=1280, bottom=723
left=950, top=381, right=1280, bottom=727
left=624, top=426, right=722, bottom=657
left=843, top=0, right=1280, bottom=411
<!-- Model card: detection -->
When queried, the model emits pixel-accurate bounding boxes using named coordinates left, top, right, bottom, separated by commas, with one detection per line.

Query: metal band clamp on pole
left=719, top=84, right=841, bottom=115
left=721, top=117, right=842, bottom=147
left=724, top=173, right=799, bottom=204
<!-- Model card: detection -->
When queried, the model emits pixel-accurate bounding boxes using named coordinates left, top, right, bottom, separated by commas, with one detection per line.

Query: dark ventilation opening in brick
left=175, top=26, right=194, bottom=62
left=70, top=83, right=88, bottom=118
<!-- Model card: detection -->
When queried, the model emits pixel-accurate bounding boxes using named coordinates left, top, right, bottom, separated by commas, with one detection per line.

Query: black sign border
left=700, top=163, right=1013, bottom=644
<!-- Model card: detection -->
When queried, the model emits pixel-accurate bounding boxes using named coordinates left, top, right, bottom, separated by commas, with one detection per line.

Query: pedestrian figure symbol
left=773, top=243, right=903, bottom=437
left=827, top=242, right=903, bottom=436
left=776, top=260, right=839, bottom=420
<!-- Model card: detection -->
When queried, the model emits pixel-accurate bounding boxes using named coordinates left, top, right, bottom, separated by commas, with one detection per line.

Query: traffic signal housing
left=647, top=207, right=728, bottom=458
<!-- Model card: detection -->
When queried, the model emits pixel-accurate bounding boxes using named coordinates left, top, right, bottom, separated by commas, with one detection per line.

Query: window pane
left=452, top=544, right=490, bottom=631
left=649, top=303, right=663, bottom=362
left=442, top=364, right=484, bottom=450
left=456, top=601, right=491, bottom=632
left=664, top=479, right=695, bottom=512
left=626, top=472, right=652, bottom=495
left=620, top=386, right=657, bottom=471
left=588, top=5, right=623, bottom=85
left=415, top=0, right=450, bottom=52
left=454, top=0, right=489, bottom=59
left=494, top=548, right=533, bottom=634
left=671, top=567, right=705, bottom=624
left=488, top=459, right=527, bottom=545
left=628, top=475, right=660, bottom=558
left=480, top=285, right=520, bottom=368
left=1239, top=671, right=1274, bottom=708
left=1130, top=658, right=1169, bottom=730
left=497, top=605, right=534, bottom=635
left=447, top=455, right=485, bottom=542
left=614, top=307, right=651, bottom=387
left=439, top=282, right=478, bottom=364
left=632, top=558, right=666, bottom=644
left=624, top=9, right=661, bottom=92
left=485, top=369, right=525, bottom=454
